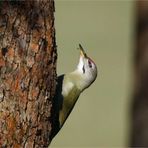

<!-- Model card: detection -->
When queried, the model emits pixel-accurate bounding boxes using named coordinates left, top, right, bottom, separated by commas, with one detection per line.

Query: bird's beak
left=79, top=44, right=87, bottom=58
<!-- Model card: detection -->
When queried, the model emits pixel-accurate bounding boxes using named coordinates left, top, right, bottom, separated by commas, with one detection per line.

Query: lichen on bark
left=0, top=0, right=57, bottom=147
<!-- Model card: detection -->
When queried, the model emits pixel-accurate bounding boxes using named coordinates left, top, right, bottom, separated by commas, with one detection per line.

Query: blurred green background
left=51, top=0, right=134, bottom=147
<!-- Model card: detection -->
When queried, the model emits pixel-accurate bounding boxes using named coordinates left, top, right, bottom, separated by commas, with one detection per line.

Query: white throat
left=72, top=67, right=97, bottom=91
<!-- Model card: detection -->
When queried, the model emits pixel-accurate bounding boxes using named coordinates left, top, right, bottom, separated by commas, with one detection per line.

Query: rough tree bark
left=130, top=1, right=148, bottom=146
left=0, top=0, right=57, bottom=147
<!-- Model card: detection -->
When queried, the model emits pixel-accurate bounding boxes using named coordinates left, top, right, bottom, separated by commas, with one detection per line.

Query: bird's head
left=76, top=44, right=97, bottom=89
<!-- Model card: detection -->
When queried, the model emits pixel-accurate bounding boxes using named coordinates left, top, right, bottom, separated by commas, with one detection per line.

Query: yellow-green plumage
left=59, top=73, right=82, bottom=127
left=50, top=73, right=82, bottom=140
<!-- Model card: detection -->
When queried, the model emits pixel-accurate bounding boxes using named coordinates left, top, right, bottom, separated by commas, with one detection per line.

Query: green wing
left=59, top=84, right=81, bottom=127
left=50, top=74, right=81, bottom=140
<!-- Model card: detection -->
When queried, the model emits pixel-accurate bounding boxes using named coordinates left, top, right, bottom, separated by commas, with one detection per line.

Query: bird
left=50, top=44, right=97, bottom=140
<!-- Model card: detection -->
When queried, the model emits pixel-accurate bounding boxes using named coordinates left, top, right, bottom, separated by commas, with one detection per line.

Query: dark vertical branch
left=130, top=1, right=148, bottom=146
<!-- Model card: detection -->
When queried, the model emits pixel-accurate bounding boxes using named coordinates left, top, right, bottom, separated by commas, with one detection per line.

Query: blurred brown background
left=130, top=1, right=148, bottom=147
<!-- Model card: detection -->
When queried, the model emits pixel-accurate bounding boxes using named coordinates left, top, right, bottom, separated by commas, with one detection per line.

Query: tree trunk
left=0, top=0, right=57, bottom=147
left=130, top=1, right=148, bottom=146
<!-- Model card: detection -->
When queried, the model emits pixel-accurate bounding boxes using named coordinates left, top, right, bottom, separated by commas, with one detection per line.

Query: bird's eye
left=88, top=60, right=92, bottom=68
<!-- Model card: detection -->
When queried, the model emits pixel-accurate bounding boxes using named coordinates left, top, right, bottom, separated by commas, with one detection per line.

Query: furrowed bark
left=0, top=0, right=57, bottom=147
